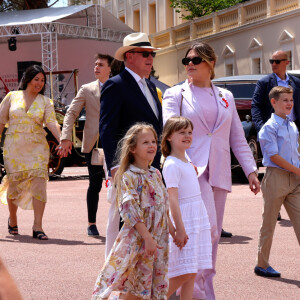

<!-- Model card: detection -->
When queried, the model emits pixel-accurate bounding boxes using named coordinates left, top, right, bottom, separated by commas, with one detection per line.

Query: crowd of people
left=0, top=31, right=299, bottom=299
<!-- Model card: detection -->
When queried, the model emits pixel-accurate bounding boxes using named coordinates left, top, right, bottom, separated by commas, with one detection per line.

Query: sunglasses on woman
left=129, top=51, right=156, bottom=58
left=269, top=59, right=287, bottom=64
left=182, top=57, right=203, bottom=66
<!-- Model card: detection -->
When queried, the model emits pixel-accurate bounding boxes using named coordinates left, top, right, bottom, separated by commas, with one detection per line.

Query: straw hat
left=114, top=32, right=160, bottom=61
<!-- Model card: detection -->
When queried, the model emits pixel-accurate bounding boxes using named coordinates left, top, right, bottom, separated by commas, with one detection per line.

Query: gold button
left=208, top=133, right=212, bottom=137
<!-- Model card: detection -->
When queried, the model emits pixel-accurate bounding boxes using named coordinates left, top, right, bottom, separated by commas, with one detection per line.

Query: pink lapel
left=181, top=80, right=210, bottom=131
left=211, top=84, right=227, bottom=131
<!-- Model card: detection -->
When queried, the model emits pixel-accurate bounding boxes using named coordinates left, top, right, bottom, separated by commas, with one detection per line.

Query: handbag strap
left=95, top=134, right=99, bottom=148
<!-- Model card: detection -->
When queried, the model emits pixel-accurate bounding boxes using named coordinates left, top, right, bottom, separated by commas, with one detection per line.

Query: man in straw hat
left=99, top=32, right=162, bottom=256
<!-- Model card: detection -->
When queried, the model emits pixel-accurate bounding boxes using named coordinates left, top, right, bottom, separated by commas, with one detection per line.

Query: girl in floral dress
left=92, top=123, right=172, bottom=300
left=161, top=116, right=212, bottom=300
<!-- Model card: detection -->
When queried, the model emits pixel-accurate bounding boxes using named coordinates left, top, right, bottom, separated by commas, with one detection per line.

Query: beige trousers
left=257, top=167, right=300, bottom=268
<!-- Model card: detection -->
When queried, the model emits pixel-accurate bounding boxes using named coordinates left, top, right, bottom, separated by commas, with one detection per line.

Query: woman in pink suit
left=163, top=42, right=260, bottom=300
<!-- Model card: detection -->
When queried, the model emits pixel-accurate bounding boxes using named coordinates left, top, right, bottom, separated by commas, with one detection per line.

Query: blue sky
left=49, top=0, right=68, bottom=7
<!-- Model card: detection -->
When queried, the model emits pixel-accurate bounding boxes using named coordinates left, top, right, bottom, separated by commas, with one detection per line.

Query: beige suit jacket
left=61, top=80, right=100, bottom=153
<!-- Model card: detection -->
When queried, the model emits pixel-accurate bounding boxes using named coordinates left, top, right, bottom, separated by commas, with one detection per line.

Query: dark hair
left=19, top=65, right=46, bottom=95
left=110, top=59, right=125, bottom=77
left=185, top=42, right=217, bottom=79
left=94, top=53, right=114, bottom=66
left=161, top=116, right=194, bottom=157
left=269, top=86, right=293, bottom=101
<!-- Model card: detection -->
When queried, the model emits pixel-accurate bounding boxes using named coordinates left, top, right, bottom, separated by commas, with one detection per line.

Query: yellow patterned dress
left=0, top=91, right=57, bottom=210
left=92, top=165, right=169, bottom=300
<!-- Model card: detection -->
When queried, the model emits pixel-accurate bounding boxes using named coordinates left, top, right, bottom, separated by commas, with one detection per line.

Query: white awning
left=0, top=5, right=92, bottom=26
left=0, top=5, right=133, bottom=41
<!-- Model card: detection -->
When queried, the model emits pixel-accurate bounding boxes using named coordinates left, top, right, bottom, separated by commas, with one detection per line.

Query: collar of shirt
left=271, top=113, right=290, bottom=125
left=125, top=67, right=146, bottom=93
left=125, top=67, right=144, bottom=83
left=98, top=80, right=104, bottom=88
left=275, top=73, right=290, bottom=85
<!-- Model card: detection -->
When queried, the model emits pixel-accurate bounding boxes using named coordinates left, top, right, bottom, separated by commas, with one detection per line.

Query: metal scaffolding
left=41, top=32, right=59, bottom=99
left=0, top=5, right=131, bottom=99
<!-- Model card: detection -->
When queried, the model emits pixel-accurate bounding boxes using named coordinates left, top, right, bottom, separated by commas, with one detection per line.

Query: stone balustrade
left=275, top=0, right=298, bottom=13
left=149, top=0, right=300, bottom=48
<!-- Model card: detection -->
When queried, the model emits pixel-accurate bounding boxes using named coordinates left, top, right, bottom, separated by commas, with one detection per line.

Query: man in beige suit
left=58, top=53, right=113, bottom=236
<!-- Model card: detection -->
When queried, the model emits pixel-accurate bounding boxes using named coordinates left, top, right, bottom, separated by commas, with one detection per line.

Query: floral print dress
left=0, top=91, right=57, bottom=209
left=92, top=165, right=169, bottom=300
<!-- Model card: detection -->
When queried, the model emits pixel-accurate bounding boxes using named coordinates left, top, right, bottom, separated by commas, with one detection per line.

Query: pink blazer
left=163, top=80, right=257, bottom=192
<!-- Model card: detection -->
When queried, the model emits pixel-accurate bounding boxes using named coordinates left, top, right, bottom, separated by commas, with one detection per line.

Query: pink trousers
left=193, top=169, right=228, bottom=300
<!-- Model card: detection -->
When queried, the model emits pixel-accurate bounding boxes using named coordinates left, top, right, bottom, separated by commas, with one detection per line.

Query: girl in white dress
left=162, top=116, right=212, bottom=300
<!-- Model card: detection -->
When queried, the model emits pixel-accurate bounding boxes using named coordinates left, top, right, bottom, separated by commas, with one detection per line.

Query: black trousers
left=84, top=151, right=104, bottom=223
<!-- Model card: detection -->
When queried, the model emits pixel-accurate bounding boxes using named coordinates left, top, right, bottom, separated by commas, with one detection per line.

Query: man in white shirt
left=58, top=53, right=113, bottom=236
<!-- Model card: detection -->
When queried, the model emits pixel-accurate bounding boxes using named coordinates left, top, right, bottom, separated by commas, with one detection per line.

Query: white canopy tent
left=0, top=4, right=132, bottom=99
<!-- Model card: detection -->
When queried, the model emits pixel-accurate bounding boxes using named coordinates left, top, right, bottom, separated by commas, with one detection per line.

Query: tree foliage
left=0, top=0, right=53, bottom=12
left=68, top=0, right=84, bottom=4
left=170, top=0, right=247, bottom=20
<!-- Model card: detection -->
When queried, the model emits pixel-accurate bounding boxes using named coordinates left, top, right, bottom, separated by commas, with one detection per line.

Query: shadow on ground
left=219, top=235, right=252, bottom=245
left=0, top=235, right=106, bottom=245
left=267, top=276, right=300, bottom=288
left=278, top=219, right=292, bottom=227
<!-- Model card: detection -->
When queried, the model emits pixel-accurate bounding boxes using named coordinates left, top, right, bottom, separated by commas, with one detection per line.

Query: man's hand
left=56, top=139, right=73, bottom=158
left=248, top=172, right=260, bottom=195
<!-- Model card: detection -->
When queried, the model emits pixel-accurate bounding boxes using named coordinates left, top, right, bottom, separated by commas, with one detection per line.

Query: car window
left=215, top=83, right=256, bottom=99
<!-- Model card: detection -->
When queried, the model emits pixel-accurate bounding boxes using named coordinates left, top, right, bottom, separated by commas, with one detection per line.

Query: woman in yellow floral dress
left=92, top=124, right=173, bottom=300
left=0, top=65, right=60, bottom=240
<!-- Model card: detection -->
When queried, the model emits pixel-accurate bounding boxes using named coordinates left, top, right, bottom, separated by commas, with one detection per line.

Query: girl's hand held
left=144, top=236, right=162, bottom=256
left=174, top=229, right=188, bottom=250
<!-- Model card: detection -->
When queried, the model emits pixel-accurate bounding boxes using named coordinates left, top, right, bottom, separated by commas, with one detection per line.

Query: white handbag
left=91, top=138, right=104, bottom=166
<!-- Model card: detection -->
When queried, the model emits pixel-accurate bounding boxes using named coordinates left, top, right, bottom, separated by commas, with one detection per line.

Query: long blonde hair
left=161, top=116, right=194, bottom=157
left=115, top=123, right=158, bottom=204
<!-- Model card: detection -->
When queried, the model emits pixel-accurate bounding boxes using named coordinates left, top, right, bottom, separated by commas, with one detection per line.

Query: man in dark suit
left=99, top=32, right=162, bottom=256
left=100, top=32, right=162, bottom=176
left=251, top=50, right=300, bottom=133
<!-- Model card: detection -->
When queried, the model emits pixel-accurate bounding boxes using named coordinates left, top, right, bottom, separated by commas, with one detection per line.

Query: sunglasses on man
left=269, top=59, right=287, bottom=64
left=130, top=51, right=156, bottom=58
left=182, top=57, right=203, bottom=66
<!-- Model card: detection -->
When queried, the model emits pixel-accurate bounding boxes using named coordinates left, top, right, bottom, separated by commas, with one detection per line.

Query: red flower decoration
left=105, top=179, right=110, bottom=188
left=222, top=98, right=229, bottom=108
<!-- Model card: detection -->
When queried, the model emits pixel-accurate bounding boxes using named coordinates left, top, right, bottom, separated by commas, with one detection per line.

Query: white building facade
left=70, top=0, right=300, bottom=86
left=69, top=0, right=186, bottom=34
